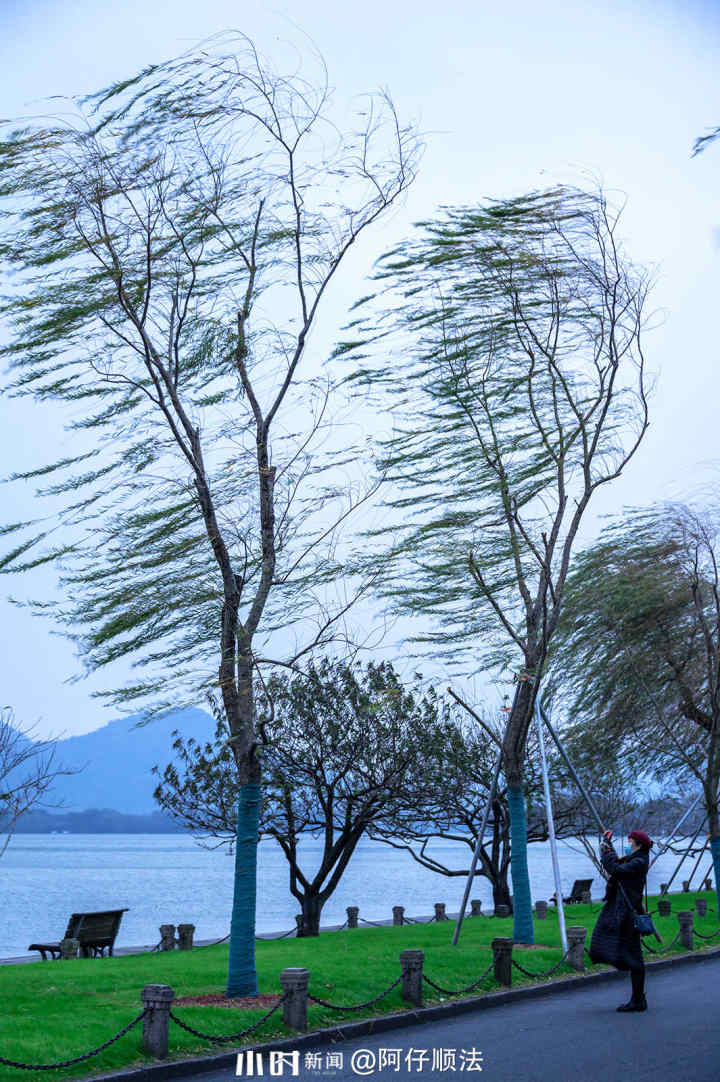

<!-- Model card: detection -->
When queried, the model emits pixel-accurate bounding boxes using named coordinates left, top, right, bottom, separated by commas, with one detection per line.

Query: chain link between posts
left=0, top=1009, right=148, bottom=1071
left=422, top=958, right=495, bottom=996
left=168, top=994, right=287, bottom=1043
left=511, top=948, right=572, bottom=979
left=308, top=974, right=403, bottom=1011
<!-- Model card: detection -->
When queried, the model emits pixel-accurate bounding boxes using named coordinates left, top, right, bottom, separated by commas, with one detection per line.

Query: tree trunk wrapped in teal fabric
left=226, top=783, right=261, bottom=997
left=711, top=835, right=720, bottom=920
left=507, top=785, right=534, bottom=944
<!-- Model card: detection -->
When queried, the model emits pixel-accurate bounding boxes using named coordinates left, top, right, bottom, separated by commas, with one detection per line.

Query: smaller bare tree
left=0, top=710, right=72, bottom=858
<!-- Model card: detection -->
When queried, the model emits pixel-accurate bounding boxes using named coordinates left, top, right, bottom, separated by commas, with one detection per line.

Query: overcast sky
left=1, top=0, right=719, bottom=738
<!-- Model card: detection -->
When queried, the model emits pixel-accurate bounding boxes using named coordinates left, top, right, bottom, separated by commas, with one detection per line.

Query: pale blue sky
left=1, top=0, right=719, bottom=737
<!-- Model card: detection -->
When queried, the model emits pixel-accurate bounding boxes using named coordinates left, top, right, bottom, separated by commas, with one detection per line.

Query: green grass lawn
left=0, top=890, right=718, bottom=1082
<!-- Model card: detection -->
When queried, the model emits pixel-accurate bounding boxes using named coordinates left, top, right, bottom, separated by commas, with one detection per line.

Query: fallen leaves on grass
left=174, top=993, right=281, bottom=1010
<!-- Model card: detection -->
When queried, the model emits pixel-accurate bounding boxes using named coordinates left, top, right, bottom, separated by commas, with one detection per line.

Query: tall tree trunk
left=506, top=785, right=534, bottom=942
left=503, top=677, right=538, bottom=944
left=226, top=646, right=262, bottom=997
left=297, top=893, right=323, bottom=937
left=226, top=782, right=261, bottom=996
left=710, top=837, right=720, bottom=920
left=707, top=788, right=720, bottom=921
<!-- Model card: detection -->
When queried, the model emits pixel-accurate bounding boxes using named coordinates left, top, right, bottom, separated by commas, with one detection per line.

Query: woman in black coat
left=589, top=828, right=653, bottom=1012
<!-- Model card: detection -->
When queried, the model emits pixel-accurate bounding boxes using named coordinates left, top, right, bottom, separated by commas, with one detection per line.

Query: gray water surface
left=0, top=833, right=712, bottom=959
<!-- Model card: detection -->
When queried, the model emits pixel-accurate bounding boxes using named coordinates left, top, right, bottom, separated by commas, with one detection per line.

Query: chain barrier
left=642, top=931, right=682, bottom=955
left=358, top=917, right=392, bottom=928
left=511, top=949, right=572, bottom=980
left=422, top=958, right=495, bottom=996
left=0, top=1009, right=148, bottom=1071
left=693, top=927, right=720, bottom=940
left=168, top=994, right=287, bottom=1044
left=308, top=974, right=402, bottom=1011
left=193, top=933, right=232, bottom=950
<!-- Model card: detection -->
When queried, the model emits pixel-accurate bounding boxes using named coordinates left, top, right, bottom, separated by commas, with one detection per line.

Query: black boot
left=616, top=997, right=647, bottom=1012
left=617, top=968, right=647, bottom=1011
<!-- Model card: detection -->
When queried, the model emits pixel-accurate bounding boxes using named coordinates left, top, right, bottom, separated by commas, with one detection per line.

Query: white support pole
left=534, top=700, right=567, bottom=953
left=661, top=818, right=706, bottom=893
left=648, top=791, right=704, bottom=869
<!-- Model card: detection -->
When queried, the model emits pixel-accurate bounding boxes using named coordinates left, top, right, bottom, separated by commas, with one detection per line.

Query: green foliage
left=0, top=34, right=418, bottom=715
left=547, top=503, right=720, bottom=784
left=153, top=658, right=457, bottom=842
left=337, top=186, right=651, bottom=676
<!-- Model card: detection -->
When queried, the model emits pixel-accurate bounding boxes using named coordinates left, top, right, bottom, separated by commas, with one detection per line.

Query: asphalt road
left=184, top=955, right=720, bottom=1082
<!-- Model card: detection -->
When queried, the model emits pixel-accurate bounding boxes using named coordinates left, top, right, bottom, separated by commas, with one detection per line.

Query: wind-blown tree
left=338, top=186, right=652, bottom=941
left=0, top=710, right=73, bottom=858
left=547, top=502, right=720, bottom=914
left=0, top=35, right=419, bottom=994
left=154, top=658, right=452, bottom=935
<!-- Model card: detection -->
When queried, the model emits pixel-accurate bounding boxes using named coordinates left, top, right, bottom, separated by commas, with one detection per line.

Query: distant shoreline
left=2, top=808, right=188, bottom=834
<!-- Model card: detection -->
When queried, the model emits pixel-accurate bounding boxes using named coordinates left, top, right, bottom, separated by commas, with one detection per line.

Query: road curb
left=82, top=943, right=720, bottom=1082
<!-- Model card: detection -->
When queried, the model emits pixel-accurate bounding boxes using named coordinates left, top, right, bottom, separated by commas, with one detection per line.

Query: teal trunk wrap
left=711, top=836, right=720, bottom=919
left=507, top=785, right=535, bottom=944
left=226, top=782, right=261, bottom=997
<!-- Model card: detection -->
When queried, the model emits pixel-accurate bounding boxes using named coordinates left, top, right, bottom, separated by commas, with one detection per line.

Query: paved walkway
left=184, top=954, right=720, bottom=1082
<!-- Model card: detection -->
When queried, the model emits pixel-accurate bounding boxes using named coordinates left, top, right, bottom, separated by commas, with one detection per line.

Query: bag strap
left=615, top=878, right=639, bottom=914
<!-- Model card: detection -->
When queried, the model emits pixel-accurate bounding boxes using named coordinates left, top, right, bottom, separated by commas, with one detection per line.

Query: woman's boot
left=617, top=967, right=647, bottom=1012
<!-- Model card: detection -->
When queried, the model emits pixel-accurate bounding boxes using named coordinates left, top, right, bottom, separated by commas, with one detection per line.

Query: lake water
left=0, top=834, right=713, bottom=959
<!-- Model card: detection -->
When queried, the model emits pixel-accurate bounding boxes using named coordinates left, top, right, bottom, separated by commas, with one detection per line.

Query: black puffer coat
left=588, top=844, right=649, bottom=971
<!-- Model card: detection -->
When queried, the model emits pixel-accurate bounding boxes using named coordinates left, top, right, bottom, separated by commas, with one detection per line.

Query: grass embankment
left=0, top=890, right=718, bottom=1082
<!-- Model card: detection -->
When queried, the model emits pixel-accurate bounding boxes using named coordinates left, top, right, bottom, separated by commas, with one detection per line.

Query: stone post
left=494, top=904, right=510, bottom=918
left=159, top=925, right=176, bottom=951
left=346, top=906, right=359, bottom=929
left=470, top=899, right=482, bottom=917
left=696, top=898, right=708, bottom=918
left=280, top=968, right=309, bottom=1033
left=660, top=883, right=668, bottom=895
left=59, top=937, right=79, bottom=960
left=176, top=924, right=195, bottom=951
left=567, top=926, right=586, bottom=972
left=399, top=949, right=424, bottom=1007
left=434, top=903, right=448, bottom=921
left=677, top=910, right=694, bottom=950
left=658, top=898, right=671, bottom=917
left=491, top=938, right=513, bottom=987
left=535, top=901, right=548, bottom=920
left=141, top=985, right=174, bottom=1059
left=295, top=915, right=304, bottom=936
left=393, top=906, right=405, bottom=926
left=682, top=880, right=690, bottom=893
left=703, top=876, right=712, bottom=891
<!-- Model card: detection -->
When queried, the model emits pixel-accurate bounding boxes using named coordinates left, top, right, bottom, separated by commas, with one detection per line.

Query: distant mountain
left=38, top=706, right=216, bottom=815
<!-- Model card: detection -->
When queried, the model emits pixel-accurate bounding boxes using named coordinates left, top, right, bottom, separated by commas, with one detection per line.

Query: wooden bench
left=29, top=909, right=128, bottom=960
left=550, top=879, right=593, bottom=905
